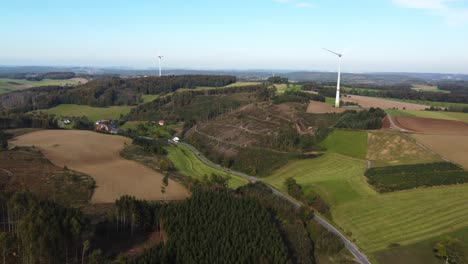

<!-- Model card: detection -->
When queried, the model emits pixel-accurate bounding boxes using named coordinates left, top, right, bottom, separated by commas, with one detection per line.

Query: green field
left=262, top=128, right=468, bottom=259
left=375, top=226, right=468, bottom=264
left=321, top=130, right=368, bottom=159
left=141, top=94, right=160, bottom=103
left=274, top=84, right=303, bottom=94
left=386, top=109, right=468, bottom=123
left=42, top=104, right=133, bottom=121
left=167, top=144, right=249, bottom=189
left=411, top=84, right=448, bottom=93
left=333, top=183, right=468, bottom=253
left=225, top=81, right=261, bottom=87
left=325, top=97, right=335, bottom=105
left=0, top=78, right=80, bottom=94
left=262, top=153, right=375, bottom=206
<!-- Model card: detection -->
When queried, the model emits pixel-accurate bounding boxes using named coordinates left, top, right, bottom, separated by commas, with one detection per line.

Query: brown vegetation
left=306, top=101, right=347, bottom=114
left=393, top=117, right=468, bottom=135
left=413, top=134, right=468, bottom=170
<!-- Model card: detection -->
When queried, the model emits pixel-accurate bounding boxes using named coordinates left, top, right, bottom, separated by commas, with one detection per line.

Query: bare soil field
left=307, top=101, right=347, bottom=114
left=12, top=130, right=189, bottom=203
left=393, top=116, right=468, bottom=135
left=367, top=132, right=441, bottom=167
left=342, top=95, right=428, bottom=110
left=413, top=134, right=468, bottom=170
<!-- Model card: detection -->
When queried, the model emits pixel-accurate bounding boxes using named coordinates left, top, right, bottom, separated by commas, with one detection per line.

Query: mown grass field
left=167, top=144, right=249, bottom=189
left=262, top=153, right=375, bottom=206
left=262, top=129, right=468, bottom=259
left=320, top=129, right=368, bottom=159
left=274, top=84, right=303, bottom=94
left=374, top=226, right=468, bottom=264
left=43, top=104, right=133, bottom=121
left=411, top=84, right=448, bottom=93
left=386, top=109, right=468, bottom=123
left=333, top=184, right=468, bottom=253
left=0, top=78, right=80, bottom=94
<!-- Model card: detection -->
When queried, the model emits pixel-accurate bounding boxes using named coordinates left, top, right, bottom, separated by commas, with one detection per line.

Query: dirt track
left=392, top=117, right=468, bottom=135
left=342, top=95, right=428, bottom=110
left=12, top=130, right=189, bottom=203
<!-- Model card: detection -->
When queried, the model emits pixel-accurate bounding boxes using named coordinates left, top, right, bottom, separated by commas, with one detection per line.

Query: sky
left=1, top=0, right=468, bottom=73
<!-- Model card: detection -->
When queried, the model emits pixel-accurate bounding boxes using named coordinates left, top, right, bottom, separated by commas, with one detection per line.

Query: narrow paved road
left=174, top=141, right=372, bottom=264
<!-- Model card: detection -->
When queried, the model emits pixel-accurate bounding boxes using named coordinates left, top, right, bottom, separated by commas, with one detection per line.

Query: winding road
left=175, top=141, right=372, bottom=264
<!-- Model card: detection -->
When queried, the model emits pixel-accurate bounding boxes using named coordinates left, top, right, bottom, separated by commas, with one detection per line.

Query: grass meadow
left=262, top=129, right=468, bottom=259
left=42, top=104, right=133, bottom=121
left=167, top=144, right=249, bottom=189
left=0, top=78, right=80, bottom=94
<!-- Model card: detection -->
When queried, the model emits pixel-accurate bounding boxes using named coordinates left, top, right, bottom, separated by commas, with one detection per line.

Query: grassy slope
left=374, top=226, right=468, bottom=264
left=386, top=109, right=468, bottom=123
left=0, top=78, right=80, bottom=94
left=141, top=94, right=160, bottom=103
left=263, top=129, right=468, bottom=259
left=262, top=153, right=375, bottom=206
left=43, top=104, right=133, bottom=121
left=333, top=184, right=468, bottom=253
left=321, top=130, right=368, bottom=159
left=167, top=144, right=249, bottom=189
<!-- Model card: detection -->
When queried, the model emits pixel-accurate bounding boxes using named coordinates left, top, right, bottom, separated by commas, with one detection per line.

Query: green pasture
left=42, top=104, right=133, bottom=121
left=321, top=129, right=368, bottom=159
left=167, top=144, right=249, bottom=189
left=0, top=78, right=80, bottom=94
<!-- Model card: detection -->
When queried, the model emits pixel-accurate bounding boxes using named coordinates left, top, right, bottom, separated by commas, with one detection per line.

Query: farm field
left=274, top=83, right=302, bottom=93
left=321, top=129, right=368, bottom=159
left=333, top=183, right=468, bottom=253
left=386, top=109, right=468, bottom=123
left=342, top=95, right=428, bottom=110
left=367, top=131, right=441, bottom=167
left=11, top=130, right=189, bottom=203
left=413, top=134, right=468, bottom=170
left=167, top=144, right=249, bottom=189
left=390, top=98, right=468, bottom=109
left=224, top=81, right=261, bottom=87
left=374, top=226, right=468, bottom=264
left=307, top=100, right=348, bottom=114
left=262, top=153, right=375, bottom=206
left=411, top=84, right=448, bottom=93
left=42, top=104, right=134, bottom=121
left=0, top=78, right=82, bottom=94
left=263, top=128, right=468, bottom=259
left=391, top=116, right=468, bottom=135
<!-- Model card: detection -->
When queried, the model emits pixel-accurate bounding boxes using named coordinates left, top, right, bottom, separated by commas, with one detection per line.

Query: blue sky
left=1, top=0, right=468, bottom=73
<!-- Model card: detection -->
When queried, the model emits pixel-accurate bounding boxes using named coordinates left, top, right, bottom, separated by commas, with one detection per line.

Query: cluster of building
left=95, top=119, right=119, bottom=134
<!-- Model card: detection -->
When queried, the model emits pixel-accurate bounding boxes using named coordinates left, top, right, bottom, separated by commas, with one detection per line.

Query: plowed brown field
left=343, top=95, right=428, bottom=110
left=393, top=117, right=468, bottom=135
left=413, top=134, right=468, bottom=169
left=12, top=130, right=189, bottom=203
left=306, top=101, right=347, bottom=113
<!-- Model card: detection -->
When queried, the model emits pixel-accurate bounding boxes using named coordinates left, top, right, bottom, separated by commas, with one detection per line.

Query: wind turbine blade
left=323, top=48, right=342, bottom=57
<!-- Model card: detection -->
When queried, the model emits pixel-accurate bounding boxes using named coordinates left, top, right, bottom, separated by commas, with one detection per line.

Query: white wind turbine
left=323, top=48, right=343, bottom=108
left=158, top=54, right=164, bottom=77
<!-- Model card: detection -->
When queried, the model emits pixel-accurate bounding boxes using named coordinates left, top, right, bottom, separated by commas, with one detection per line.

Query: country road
left=175, top=141, right=372, bottom=264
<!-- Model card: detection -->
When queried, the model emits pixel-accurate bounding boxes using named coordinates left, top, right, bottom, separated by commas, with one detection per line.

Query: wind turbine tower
left=324, top=48, right=343, bottom=108
left=158, top=54, right=164, bottom=77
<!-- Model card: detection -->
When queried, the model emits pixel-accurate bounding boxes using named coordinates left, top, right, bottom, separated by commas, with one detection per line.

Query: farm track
left=176, top=142, right=371, bottom=264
